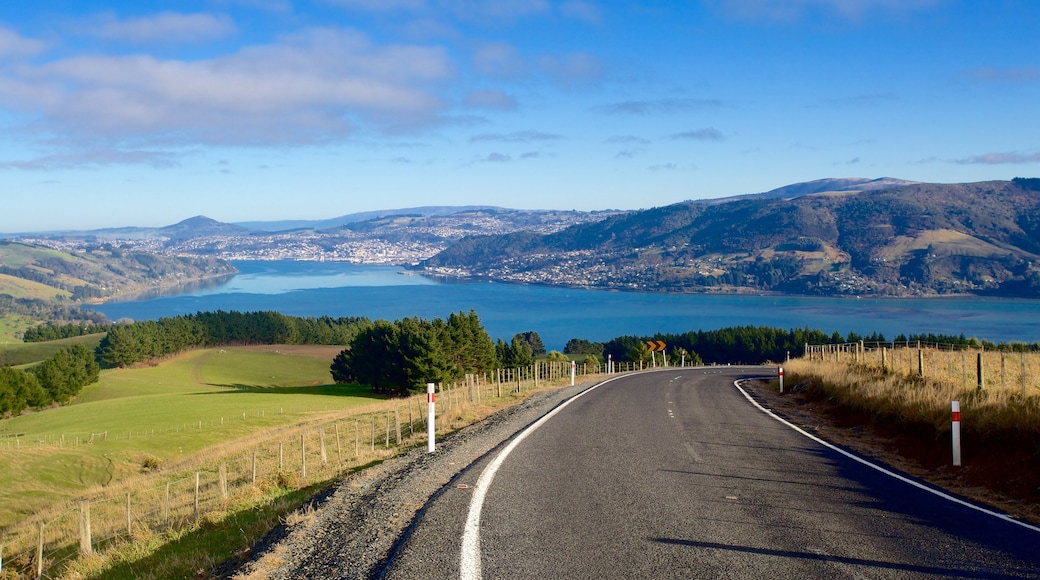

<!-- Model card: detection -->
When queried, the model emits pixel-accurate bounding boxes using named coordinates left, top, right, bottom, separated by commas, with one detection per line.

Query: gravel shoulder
left=228, top=379, right=598, bottom=580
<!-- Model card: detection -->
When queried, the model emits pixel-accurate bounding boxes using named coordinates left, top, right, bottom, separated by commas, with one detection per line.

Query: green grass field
left=0, top=331, right=105, bottom=367
left=0, top=345, right=382, bottom=528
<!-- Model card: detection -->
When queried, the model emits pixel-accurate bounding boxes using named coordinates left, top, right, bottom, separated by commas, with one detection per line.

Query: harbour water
left=89, top=261, right=1040, bottom=350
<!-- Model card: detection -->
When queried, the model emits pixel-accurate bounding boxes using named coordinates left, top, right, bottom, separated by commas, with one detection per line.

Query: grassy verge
left=756, top=352, right=1040, bottom=523
left=0, top=350, right=606, bottom=579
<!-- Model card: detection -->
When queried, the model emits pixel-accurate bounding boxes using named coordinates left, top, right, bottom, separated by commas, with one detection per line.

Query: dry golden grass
left=782, top=346, right=1040, bottom=520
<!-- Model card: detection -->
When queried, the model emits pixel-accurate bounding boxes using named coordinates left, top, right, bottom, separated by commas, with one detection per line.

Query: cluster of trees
left=603, top=326, right=847, bottom=365
left=331, top=311, right=497, bottom=396
left=0, top=344, right=99, bottom=416
left=563, top=338, right=604, bottom=356
left=22, top=321, right=110, bottom=342
left=95, top=311, right=372, bottom=368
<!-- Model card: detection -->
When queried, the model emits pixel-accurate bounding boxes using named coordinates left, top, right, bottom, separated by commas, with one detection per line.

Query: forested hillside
left=420, top=179, right=1040, bottom=297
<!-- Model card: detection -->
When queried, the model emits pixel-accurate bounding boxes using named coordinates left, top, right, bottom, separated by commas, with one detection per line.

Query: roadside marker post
left=427, top=383, right=436, bottom=453
left=570, top=360, right=576, bottom=386
left=952, top=401, right=961, bottom=466
left=608, top=354, right=612, bottom=375
left=778, top=366, right=784, bottom=393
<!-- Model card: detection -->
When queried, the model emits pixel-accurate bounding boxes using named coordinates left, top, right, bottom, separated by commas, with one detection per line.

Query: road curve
left=383, top=367, right=1040, bottom=579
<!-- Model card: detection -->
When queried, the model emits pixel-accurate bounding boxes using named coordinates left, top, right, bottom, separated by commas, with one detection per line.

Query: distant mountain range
left=420, top=178, right=1040, bottom=298
left=5, top=178, right=1040, bottom=299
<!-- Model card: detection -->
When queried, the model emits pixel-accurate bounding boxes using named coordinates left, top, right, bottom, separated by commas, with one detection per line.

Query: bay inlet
left=89, top=261, right=1040, bottom=351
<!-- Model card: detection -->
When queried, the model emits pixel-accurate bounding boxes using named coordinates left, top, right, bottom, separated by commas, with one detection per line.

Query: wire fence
left=1, top=360, right=632, bottom=579
left=804, top=341, right=1040, bottom=395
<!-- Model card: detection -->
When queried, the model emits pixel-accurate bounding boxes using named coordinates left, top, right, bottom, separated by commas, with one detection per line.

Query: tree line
left=0, top=344, right=99, bottom=417
left=95, top=311, right=373, bottom=368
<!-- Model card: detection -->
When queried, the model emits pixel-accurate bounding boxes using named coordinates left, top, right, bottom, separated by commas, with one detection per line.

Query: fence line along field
left=787, top=341, right=1040, bottom=518
left=0, top=344, right=610, bottom=579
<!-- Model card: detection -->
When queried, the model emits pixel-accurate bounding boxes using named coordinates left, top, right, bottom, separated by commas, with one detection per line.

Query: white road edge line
left=459, top=373, right=632, bottom=580
left=733, top=379, right=1040, bottom=534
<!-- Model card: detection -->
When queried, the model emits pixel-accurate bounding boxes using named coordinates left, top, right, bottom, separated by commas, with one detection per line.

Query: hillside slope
left=0, top=241, right=236, bottom=320
left=420, top=179, right=1040, bottom=297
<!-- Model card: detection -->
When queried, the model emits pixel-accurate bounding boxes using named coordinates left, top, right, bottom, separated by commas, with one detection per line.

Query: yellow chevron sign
left=645, top=340, right=666, bottom=352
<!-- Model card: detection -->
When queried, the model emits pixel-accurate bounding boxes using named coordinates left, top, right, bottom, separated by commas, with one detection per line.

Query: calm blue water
left=89, top=261, right=1040, bottom=350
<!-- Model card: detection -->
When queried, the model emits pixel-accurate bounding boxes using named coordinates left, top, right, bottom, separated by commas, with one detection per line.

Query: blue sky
left=1, top=0, right=1038, bottom=232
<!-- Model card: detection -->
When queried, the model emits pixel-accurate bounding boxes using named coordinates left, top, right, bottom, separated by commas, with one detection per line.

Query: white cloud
left=538, top=51, right=602, bottom=86
left=470, top=130, right=563, bottom=143
left=464, top=89, right=517, bottom=111
left=473, top=43, right=528, bottom=78
left=441, top=0, right=550, bottom=22
left=962, top=66, right=1040, bottom=84
left=559, top=1, right=602, bottom=23
left=670, top=128, right=724, bottom=141
left=0, top=26, right=48, bottom=59
left=323, top=0, right=428, bottom=12
left=0, top=149, right=180, bottom=170
left=954, top=152, right=1040, bottom=165
left=0, top=27, right=453, bottom=148
left=706, top=0, right=943, bottom=22
left=90, top=12, right=237, bottom=44
left=595, top=97, right=724, bottom=115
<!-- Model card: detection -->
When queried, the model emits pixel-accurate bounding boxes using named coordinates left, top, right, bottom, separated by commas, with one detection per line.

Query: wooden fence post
left=395, top=407, right=401, bottom=446
left=918, top=349, right=924, bottom=377
left=126, top=492, right=132, bottom=537
left=335, top=423, right=343, bottom=465
left=385, top=410, right=390, bottom=449
left=194, top=472, right=200, bottom=522
left=320, top=429, right=328, bottom=468
left=36, top=523, right=44, bottom=580
left=219, top=464, right=228, bottom=500
left=164, top=483, right=170, bottom=529
left=977, top=353, right=985, bottom=391
left=79, top=501, right=92, bottom=555
left=279, top=443, right=284, bottom=471
left=252, top=451, right=257, bottom=486
left=1023, top=353, right=1028, bottom=397
left=301, top=434, right=307, bottom=479
left=354, top=419, right=359, bottom=457
left=1001, top=353, right=1007, bottom=389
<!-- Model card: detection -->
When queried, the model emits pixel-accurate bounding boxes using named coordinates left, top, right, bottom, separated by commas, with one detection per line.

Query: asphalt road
left=383, top=367, right=1040, bottom=579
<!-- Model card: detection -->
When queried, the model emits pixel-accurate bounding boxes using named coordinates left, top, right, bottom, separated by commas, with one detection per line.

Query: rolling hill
left=419, top=178, right=1040, bottom=298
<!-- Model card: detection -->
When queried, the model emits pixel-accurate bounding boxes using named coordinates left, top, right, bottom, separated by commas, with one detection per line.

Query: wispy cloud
left=470, top=130, right=564, bottom=143
left=706, top=0, right=943, bottom=22
left=817, top=93, right=897, bottom=107
left=0, top=26, right=48, bottom=59
left=559, top=1, right=602, bottom=23
left=538, top=51, right=602, bottom=86
left=0, top=27, right=453, bottom=148
left=595, top=97, right=724, bottom=115
left=953, top=151, right=1040, bottom=165
left=88, top=12, right=237, bottom=44
left=464, top=89, right=517, bottom=111
left=0, top=149, right=181, bottom=170
left=605, top=135, right=650, bottom=145
left=670, top=128, right=724, bottom=141
left=961, top=66, right=1040, bottom=84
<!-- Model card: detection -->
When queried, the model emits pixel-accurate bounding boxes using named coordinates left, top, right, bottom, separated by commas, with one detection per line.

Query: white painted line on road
left=733, top=380, right=1040, bottom=534
left=459, top=373, right=632, bottom=580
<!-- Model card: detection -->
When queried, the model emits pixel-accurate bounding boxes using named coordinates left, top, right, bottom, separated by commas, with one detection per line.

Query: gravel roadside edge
left=225, top=379, right=599, bottom=580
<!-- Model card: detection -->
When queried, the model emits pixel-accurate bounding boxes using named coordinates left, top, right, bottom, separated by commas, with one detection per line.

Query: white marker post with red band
left=778, top=366, right=784, bottom=393
left=427, top=383, right=436, bottom=453
left=951, top=401, right=961, bottom=466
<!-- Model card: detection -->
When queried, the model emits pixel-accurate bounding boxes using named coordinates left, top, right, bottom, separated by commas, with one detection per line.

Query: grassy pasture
left=0, top=273, right=68, bottom=301
left=0, top=345, right=382, bottom=529
left=0, top=332, right=105, bottom=368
